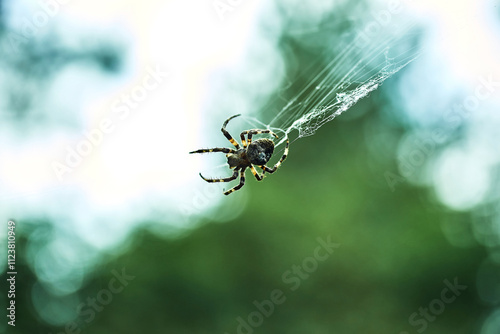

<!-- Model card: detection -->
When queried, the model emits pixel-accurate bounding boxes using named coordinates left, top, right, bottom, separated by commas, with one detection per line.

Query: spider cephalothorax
left=189, top=114, right=289, bottom=195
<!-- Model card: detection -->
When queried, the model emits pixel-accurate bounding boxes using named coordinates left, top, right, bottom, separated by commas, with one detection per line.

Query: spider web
left=246, top=14, right=423, bottom=148
left=198, top=5, right=423, bottom=186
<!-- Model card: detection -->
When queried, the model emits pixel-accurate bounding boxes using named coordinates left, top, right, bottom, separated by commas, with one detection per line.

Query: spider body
left=189, top=114, right=289, bottom=195
left=227, top=138, right=274, bottom=168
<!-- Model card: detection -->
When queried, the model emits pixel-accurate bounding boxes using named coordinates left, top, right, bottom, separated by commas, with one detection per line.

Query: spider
left=189, top=114, right=289, bottom=195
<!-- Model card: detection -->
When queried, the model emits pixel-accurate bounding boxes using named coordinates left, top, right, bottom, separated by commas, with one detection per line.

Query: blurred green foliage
left=0, top=3, right=490, bottom=332
left=6, top=97, right=487, bottom=334
left=97, top=106, right=485, bottom=334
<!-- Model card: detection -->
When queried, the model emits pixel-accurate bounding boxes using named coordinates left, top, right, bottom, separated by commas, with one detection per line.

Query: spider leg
left=249, top=165, right=263, bottom=181
left=189, top=147, right=236, bottom=154
left=221, top=114, right=241, bottom=149
left=240, top=129, right=278, bottom=146
left=223, top=167, right=246, bottom=195
left=261, top=137, right=289, bottom=174
left=199, top=168, right=239, bottom=183
left=240, top=132, right=247, bottom=148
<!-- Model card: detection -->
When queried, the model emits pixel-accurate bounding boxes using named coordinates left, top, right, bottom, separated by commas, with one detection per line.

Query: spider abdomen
left=247, top=139, right=274, bottom=166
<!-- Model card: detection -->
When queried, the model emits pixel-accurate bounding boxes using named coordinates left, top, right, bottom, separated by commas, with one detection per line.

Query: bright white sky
left=399, top=0, right=500, bottom=210
left=1, top=0, right=265, bottom=247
